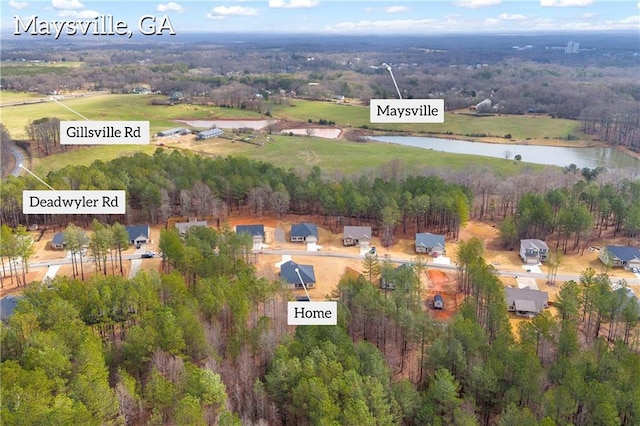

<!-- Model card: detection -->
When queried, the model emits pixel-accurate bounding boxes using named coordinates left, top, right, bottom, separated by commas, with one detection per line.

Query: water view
left=368, top=136, right=640, bottom=170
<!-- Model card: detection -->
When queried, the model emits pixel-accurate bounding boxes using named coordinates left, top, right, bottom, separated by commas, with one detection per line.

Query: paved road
left=11, top=248, right=640, bottom=287
left=9, top=144, right=25, bottom=177
left=260, top=248, right=640, bottom=286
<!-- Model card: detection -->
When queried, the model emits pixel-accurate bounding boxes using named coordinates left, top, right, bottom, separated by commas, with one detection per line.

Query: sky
left=2, top=0, right=639, bottom=37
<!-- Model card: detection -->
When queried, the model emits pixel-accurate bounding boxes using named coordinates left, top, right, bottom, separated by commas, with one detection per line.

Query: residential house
left=343, top=226, right=372, bottom=247
left=505, top=287, right=549, bottom=317
left=280, top=260, right=316, bottom=289
left=1, top=295, right=21, bottom=322
left=51, top=232, right=65, bottom=250
left=599, top=246, right=640, bottom=269
left=415, top=233, right=446, bottom=255
left=175, top=220, right=208, bottom=236
left=519, top=239, right=549, bottom=264
left=290, top=223, right=318, bottom=243
left=236, top=224, right=265, bottom=250
left=126, top=225, right=150, bottom=246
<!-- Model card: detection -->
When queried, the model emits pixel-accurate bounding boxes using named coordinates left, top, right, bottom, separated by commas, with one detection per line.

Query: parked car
left=632, top=267, right=639, bottom=273
left=141, top=251, right=155, bottom=259
left=369, top=246, right=377, bottom=255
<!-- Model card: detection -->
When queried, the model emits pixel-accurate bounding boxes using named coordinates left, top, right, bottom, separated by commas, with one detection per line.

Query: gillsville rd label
left=23, top=190, right=126, bottom=214
left=370, top=99, right=444, bottom=123
left=60, top=121, right=149, bottom=145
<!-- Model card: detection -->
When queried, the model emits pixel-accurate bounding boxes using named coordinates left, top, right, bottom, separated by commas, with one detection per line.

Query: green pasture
left=272, top=99, right=585, bottom=142
left=189, top=134, right=542, bottom=176
left=33, top=145, right=158, bottom=176
left=1, top=61, right=83, bottom=76
left=0, top=90, right=50, bottom=104
left=1, top=94, right=266, bottom=138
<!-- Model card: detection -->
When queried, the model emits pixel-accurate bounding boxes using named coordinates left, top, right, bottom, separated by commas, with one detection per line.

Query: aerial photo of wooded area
left=1, top=0, right=640, bottom=425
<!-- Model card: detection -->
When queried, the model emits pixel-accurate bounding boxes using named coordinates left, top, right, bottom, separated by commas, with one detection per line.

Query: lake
left=368, top=136, right=640, bottom=170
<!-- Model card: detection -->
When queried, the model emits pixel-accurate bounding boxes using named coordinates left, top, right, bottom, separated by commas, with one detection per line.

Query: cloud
left=156, top=2, right=184, bottom=13
left=384, top=6, right=409, bottom=13
left=540, top=0, right=594, bottom=6
left=269, top=0, right=319, bottom=9
left=51, top=0, right=84, bottom=10
left=455, top=0, right=501, bottom=8
left=498, top=13, right=527, bottom=20
left=8, top=0, right=29, bottom=9
left=57, top=9, right=100, bottom=18
left=206, top=5, right=259, bottom=19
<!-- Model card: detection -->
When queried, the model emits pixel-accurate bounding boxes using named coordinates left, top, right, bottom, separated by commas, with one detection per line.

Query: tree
left=361, top=252, right=381, bottom=283
left=63, top=224, right=89, bottom=280
left=111, top=222, right=129, bottom=276
left=14, top=225, right=34, bottom=286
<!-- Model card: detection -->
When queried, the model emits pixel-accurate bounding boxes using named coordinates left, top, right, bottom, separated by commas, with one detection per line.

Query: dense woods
left=2, top=229, right=639, bottom=424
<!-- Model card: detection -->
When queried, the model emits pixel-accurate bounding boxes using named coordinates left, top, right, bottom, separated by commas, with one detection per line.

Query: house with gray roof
left=505, top=287, right=549, bottom=317
left=280, top=260, right=316, bottom=289
left=236, top=224, right=266, bottom=250
left=343, top=226, right=372, bottom=247
left=290, top=223, right=318, bottom=243
left=520, top=239, right=549, bottom=264
left=415, top=233, right=446, bottom=255
left=175, top=220, right=208, bottom=236
left=599, top=246, right=640, bottom=269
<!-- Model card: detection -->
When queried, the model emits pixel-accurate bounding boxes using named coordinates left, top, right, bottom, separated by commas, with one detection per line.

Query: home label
left=287, top=301, right=337, bottom=325
left=60, top=121, right=149, bottom=144
left=370, top=99, right=444, bottom=123
left=23, top=190, right=126, bottom=214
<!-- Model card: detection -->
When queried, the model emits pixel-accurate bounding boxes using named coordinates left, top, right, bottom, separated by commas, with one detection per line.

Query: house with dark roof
left=1, top=295, right=22, bottom=322
left=126, top=225, right=150, bottom=246
left=236, top=224, right=266, bottom=250
left=599, top=246, right=640, bottom=269
left=343, top=226, right=372, bottom=247
left=505, top=287, right=549, bottom=317
left=519, top=239, right=549, bottom=264
left=290, top=223, right=318, bottom=243
left=51, top=232, right=66, bottom=250
left=157, top=127, right=189, bottom=137
left=415, top=233, right=446, bottom=255
left=280, top=260, right=316, bottom=289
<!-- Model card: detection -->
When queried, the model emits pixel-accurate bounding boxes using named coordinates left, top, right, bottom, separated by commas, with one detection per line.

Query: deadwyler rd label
left=287, top=301, right=338, bottom=325
left=370, top=99, right=444, bottom=123
left=23, top=190, right=126, bottom=214
left=61, top=121, right=149, bottom=145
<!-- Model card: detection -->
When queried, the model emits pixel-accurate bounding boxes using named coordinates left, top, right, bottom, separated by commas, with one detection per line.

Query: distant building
left=157, top=127, right=189, bottom=137
left=197, top=128, right=224, bottom=140
left=566, top=41, right=580, bottom=54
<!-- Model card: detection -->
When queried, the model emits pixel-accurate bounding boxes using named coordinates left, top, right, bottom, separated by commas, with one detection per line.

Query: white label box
left=370, top=99, right=444, bottom=123
left=288, top=301, right=337, bottom=325
left=60, top=121, right=149, bottom=145
left=23, top=190, right=126, bottom=214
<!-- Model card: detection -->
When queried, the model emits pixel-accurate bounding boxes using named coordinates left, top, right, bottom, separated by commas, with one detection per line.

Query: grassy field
left=272, top=99, right=586, bottom=143
left=1, top=94, right=266, bottom=139
left=0, top=61, right=83, bottom=76
left=2, top=93, right=586, bottom=177
left=0, top=90, right=51, bottom=104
